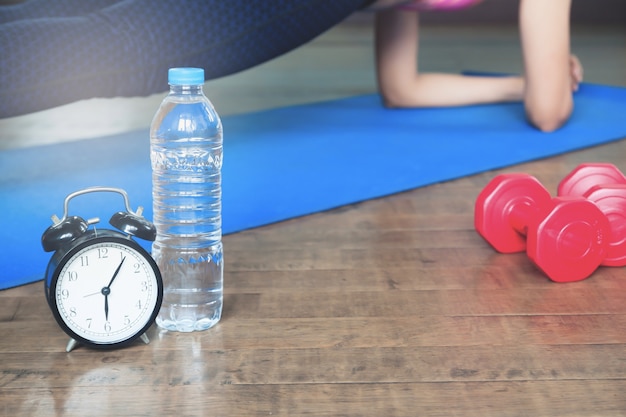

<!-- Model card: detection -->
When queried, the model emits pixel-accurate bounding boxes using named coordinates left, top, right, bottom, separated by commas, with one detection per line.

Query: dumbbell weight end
left=475, top=173, right=552, bottom=254
left=527, top=196, right=610, bottom=283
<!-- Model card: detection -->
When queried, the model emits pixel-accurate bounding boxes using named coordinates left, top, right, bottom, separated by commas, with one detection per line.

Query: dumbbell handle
left=508, top=199, right=543, bottom=238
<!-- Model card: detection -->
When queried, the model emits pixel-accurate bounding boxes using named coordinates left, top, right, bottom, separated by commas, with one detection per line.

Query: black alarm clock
left=41, top=187, right=163, bottom=352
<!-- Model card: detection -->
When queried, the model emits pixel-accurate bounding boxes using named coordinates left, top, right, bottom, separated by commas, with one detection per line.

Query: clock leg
left=140, top=333, right=150, bottom=345
left=66, top=338, right=79, bottom=353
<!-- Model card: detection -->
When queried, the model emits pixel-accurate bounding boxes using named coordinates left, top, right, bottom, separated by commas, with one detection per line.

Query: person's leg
left=0, top=0, right=122, bottom=24
left=0, top=0, right=372, bottom=118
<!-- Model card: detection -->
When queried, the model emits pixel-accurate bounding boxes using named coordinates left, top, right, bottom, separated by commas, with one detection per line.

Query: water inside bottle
left=153, top=242, right=223, bottom=332
left=151, top=136, right=224, bottom=332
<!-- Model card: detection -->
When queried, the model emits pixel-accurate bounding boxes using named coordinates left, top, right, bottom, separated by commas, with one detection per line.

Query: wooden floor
left=2, top=14, right=626, bottom=417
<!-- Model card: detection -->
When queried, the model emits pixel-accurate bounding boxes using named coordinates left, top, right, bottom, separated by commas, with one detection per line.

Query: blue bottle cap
left=168, top=67, right=205, bottom=85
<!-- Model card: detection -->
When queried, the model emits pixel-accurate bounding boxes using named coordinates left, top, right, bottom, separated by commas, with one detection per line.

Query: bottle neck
left=169, top=84, right=203, bottom=95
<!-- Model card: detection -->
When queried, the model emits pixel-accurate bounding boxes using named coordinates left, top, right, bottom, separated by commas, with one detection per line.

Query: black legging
left=0, top=0, right=373, bottom=118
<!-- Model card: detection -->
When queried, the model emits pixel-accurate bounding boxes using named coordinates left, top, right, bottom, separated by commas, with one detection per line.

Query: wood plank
left=3, top=344, right=626, bottom=389
left=4, top=283, right=626, bottom=320
left=3, top=314, right=626, bottom=353
left=3, top=381, right=626, bottom=417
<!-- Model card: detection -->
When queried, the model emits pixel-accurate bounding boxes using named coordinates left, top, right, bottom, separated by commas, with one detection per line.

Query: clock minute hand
left=107, top=256, right=126, bottom=288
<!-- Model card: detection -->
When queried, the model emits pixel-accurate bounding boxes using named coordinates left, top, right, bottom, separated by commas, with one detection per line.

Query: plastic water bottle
left=150, top=67, right=223, bottom=332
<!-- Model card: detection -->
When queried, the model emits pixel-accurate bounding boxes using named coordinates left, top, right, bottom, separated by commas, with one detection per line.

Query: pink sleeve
left=398, top=0, right=483, bottom=12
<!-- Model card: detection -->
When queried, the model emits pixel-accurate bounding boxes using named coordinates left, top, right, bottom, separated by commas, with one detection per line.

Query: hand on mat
left=570, top=55, right=583, bottom=92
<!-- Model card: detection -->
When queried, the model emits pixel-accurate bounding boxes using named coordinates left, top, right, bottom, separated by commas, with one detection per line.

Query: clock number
left=124, top=315, right=131, bottom=326
left=140, top=281, right=148, bottom=292
left=104, top=322, right=111, bottom=333
left=69, top=307, right=77, bottom=317
left=98, top=248, right=109, bottom=259
left=133, top=263, right=141, bottom=274
left=67, top=271, right=78, bottom=282
left=86, top=318, right=93, bottom=329
left=61, top=289, right=70, bottom=300
left=136, top=300, right=142, bottom=310
left=79, top=255, right=89, bottom=267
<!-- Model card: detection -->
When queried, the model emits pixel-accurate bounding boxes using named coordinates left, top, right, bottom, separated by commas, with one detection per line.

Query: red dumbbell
left=475, top=173, right=610, bottom=283
left=558, top=163, right=626, bottom=266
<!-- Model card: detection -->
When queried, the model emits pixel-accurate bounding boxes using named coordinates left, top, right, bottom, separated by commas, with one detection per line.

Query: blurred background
left=0, top=0, right=624, bottom=150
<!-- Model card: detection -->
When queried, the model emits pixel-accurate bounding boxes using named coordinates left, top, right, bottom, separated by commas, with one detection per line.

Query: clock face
left=50, top=237, right=162, bottom=347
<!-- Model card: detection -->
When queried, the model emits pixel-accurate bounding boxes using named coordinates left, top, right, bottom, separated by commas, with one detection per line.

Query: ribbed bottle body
left=150, top=80, right=223, bottom=332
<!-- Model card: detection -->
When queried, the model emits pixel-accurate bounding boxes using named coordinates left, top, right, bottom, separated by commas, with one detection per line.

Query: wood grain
left=4, top=140, right=626, bottom=415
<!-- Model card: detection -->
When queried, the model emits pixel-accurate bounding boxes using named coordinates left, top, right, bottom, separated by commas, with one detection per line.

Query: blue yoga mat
left=2, top=82, right=626, bottom=290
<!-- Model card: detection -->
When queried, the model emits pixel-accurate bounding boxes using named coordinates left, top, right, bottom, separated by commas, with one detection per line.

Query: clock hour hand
left=102, top=256, right=126, bottom=321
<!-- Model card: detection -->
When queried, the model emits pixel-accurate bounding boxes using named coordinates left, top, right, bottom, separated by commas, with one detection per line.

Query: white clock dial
left=53, top=239, right=160, bottom=345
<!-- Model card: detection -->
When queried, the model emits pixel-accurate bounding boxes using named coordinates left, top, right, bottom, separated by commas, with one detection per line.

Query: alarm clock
left=41, top=187, right=163, bottom=352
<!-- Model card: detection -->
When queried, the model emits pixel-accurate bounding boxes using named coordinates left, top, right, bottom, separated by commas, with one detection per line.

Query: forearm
left=380, top=73, right=525, bottom=108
